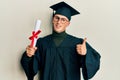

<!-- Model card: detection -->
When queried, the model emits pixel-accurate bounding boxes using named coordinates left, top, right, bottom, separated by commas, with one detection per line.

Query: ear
left=52, top=14, right=55, bottom=23
left=67, top=21, right=70, bottom=27
left=52, top=17, right=54, bottom=24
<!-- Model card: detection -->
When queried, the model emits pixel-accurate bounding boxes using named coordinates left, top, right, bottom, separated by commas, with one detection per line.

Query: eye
left=61, top=18, right=66, bottom=22
left=55, top=16, right=59, bottom=20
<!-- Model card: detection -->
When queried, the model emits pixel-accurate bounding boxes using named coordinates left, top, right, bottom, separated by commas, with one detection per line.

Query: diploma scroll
left=29, top=20, right=41, bottom=47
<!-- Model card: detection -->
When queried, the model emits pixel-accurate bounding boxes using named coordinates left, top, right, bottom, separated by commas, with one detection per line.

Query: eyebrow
left=54, top=15, right=69, bottom=20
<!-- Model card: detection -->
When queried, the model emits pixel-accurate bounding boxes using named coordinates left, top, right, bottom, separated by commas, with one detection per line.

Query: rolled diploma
left=33, top=20, right=41, bottom=47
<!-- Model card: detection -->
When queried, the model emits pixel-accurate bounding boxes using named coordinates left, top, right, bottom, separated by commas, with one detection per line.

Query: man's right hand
left=26, top=45, right=37, bottom=57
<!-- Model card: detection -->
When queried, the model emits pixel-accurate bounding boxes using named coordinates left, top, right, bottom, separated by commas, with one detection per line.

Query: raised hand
left=26, top=45, right=37, bottom=57
left=76, top=38, right=87, bottom=55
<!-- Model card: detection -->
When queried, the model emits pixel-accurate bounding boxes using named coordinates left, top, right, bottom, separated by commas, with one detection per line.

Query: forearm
left=82, top=43, right=101, bottom=79
left=21, top=52, right=35, bottom=80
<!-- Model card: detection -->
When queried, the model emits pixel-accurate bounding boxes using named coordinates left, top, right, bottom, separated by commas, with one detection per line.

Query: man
left=21, top=1, right=101, bottom=80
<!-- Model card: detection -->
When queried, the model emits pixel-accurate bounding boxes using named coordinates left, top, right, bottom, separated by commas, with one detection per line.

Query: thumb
left=82, top=38, right=87, bottom=45
left=34, top=47, right=37, bottom=50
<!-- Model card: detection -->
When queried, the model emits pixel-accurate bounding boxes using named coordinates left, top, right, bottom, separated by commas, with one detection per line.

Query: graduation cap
left=50, top=1, right=80, bottom=21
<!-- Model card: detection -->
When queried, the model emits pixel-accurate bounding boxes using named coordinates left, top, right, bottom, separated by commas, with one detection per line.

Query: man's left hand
left=76, top=38, right=87, bottom=55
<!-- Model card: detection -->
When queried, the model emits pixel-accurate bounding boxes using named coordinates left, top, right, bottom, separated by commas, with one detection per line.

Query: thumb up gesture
left=76, top=38, right=87, bottom=55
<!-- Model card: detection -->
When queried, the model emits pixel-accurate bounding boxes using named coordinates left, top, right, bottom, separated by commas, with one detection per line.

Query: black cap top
left=50, top=1, right=80, bottom=21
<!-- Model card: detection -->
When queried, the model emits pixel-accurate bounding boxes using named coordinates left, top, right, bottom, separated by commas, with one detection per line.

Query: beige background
left=0, top=0, right=120, bottom=80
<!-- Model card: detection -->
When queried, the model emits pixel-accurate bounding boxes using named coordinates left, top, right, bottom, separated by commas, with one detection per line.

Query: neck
left=52, top=31, right=67, bottom=46
left=52, top=31, right=66, bottom=37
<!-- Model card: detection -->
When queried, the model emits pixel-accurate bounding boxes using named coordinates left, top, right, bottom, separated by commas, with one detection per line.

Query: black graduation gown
left=21, top=34, right=101, bottom=80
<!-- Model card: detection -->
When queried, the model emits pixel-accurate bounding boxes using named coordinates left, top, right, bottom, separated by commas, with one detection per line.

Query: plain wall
left=0, top=0, right=120, bottom=80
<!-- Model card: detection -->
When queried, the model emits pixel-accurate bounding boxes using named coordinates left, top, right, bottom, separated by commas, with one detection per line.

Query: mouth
left=55, top=24, right=61, bottom=29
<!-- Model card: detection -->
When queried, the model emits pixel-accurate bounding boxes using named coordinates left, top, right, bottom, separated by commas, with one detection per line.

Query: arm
left=21, top=39, right=42, bottom=80
left=76, top=38, right=101, bottom=79
left=21, top=52, right=35, bottom=80
left=82, top=42, right=101, bottom=79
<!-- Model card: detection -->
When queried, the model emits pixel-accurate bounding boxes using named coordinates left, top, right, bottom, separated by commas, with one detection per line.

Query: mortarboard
left=50, top=1, right=80, bottom=21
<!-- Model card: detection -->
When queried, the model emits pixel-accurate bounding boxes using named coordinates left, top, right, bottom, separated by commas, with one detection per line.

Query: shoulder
left=67, top=34, right=83, bottom=44
left=37, top=34, right=52, bottom=42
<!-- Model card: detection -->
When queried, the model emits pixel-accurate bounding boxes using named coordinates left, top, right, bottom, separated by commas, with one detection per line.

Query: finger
left=27, top=46, right=37, bottom=50
left=82, top=38, right=87, bottom=45
left=27, top=53, right=33, bottom=57
left=76, top=44, right=82, bottom=47
left=34, top=47, right=37, bottom=50
left=26, top=47, right=33, bottom=51
left=76, top=47, right=81, bottom=50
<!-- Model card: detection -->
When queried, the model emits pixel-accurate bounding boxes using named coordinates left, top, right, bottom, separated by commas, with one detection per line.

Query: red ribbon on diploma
left=29, top=30, right=41, bottom=47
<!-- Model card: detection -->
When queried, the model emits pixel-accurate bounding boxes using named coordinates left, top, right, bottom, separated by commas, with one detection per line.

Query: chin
left=53, top=26, right=64, bottom=33
left=54, top=29, right=62, bottom=33
left=54, top=28, right=60, bottom=32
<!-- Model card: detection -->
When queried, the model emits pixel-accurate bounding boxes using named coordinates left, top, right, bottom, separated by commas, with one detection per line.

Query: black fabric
left=52, top=31, right=67, bottom=46
left=21, top=34, right=101, bottom=80
left=21, top=53, right=35, bottom=80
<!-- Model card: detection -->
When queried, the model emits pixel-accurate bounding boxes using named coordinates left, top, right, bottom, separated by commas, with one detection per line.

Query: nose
left=57, top=19, right=61, bottom=23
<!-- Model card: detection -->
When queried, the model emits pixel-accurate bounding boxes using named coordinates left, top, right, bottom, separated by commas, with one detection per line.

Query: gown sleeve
left=21, top=52, right=35, bottom=80
left=81, top=41, right=101, bottom=80
left=21, top=38, right=42, bottom=80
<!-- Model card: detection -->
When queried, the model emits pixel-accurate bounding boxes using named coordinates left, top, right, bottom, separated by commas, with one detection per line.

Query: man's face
left=52, top=14, right=70, bottom=33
